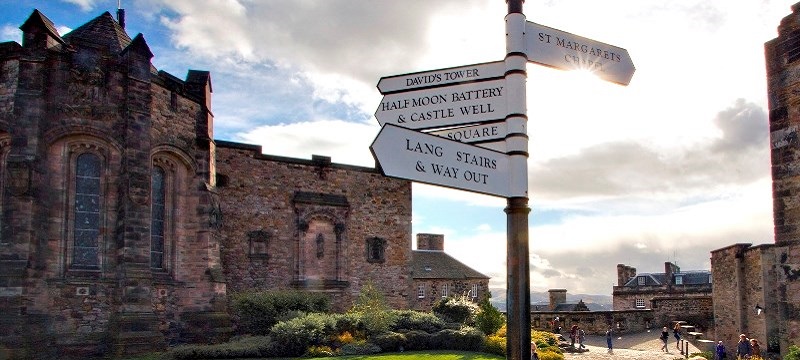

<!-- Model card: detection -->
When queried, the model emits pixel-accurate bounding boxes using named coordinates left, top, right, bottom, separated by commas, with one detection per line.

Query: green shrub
left=269, top=312, right=337, bottom=357
left=169, top=336, right=270, bottom=359
left=485, top=334, right=506, bottom=356
left=689, top=351, right=713, bottom=359
left=432, top=327, right=485, bottom=352
left=338, top=340, right=382, bottom=355
left=305, top=344, right=335, bottom=357
left=538, top=348, right=565, bottom=360
left=390, top=309, right=445, bottom=333
left=372, top=331, right=407, bottom=352
left=230, top=290, right=330, bottom=335
left=403, top=330, right=434, bottom=351
left=348, top=281, right=397, bottom=336
left=432, top=295, right=479, bottom=325
left=786, top=345, right=800, bottom=360
left=474, top=296, right=504, bottom=335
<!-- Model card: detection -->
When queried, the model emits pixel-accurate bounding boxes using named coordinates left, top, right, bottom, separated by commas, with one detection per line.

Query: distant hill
left=488, top=288, right=613, bottom=312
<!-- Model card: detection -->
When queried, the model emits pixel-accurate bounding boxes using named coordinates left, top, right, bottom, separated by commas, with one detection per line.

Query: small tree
left=474, top=294, right=504, bottom=335
left=348, top=281, right=396, bottom=336
left=432, top=294, right=479, bottom=325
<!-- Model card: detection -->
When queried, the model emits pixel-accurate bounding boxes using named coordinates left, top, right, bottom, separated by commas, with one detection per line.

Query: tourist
left=750, top=338, right=761, bottom=358
left=715, top=340, right=727, bottom=359
left=570, top=324, right=578, bottom=347
left=660, top=326, right=670, bottom=352
left=578, top=327, right=586, bottom=349
left=531, top=341, right=539, bottom=360
left=605, top=327, right=613, bottom=351
left=673, top=322, right=682, bottom=350
left=736, top=334, right=752, bottom=359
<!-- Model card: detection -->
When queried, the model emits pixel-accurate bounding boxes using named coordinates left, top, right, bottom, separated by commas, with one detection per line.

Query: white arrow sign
left=375, top=79, right=507, bottom=131
left=428, top=122, right=507, bottom=144
left=371, top=124, right=510, bottom=197
left=526, top=21, right=635, bottom=86
left=377, top=60, right=506, bottom=94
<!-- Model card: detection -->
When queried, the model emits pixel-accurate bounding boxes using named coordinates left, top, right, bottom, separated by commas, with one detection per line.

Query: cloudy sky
left=1, top=0, right=791, bottom=296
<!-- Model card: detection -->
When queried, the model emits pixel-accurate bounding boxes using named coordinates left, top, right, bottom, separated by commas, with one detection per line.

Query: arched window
left=72, top=153, right=101, bottom=268
left=151, top=166, right=166, bottom=269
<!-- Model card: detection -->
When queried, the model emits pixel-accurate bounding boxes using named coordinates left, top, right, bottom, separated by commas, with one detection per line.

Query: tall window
left=417, top=285, right=425, bottom=298
left=441, top=284, right=449, bottom=298
left=73, top=153, right=101, bottom=268
left=471, top=284, right=478, bottom=298
left=151, top=166, right=166, bottom=269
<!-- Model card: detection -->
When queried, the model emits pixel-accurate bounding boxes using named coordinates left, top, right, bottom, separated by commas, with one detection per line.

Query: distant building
left=613, top=262, right=713, bottom=329
left=409, top=234, right=490, bottom=311
left=709, top=4, right=800, bottom=358
left=531, top=289, right=590, bottom=312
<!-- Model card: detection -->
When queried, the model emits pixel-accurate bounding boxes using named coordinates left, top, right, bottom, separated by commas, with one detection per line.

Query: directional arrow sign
left=428, top=122, right=507, bottom=144
left=526, top=21, right=635, bottom=85
left=371, top=124, right=510, bottom=198
left=377, top=60, right=506, bottom=94
left=375, top=79, right=507, bottom=131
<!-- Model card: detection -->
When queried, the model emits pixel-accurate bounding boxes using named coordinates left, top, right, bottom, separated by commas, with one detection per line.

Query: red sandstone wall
left=215, top=144, right=413, bottom=311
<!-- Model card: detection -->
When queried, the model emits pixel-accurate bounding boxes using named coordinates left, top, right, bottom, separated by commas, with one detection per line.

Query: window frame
left=441, top=283, right=448, bottom=298
left=635, top=298, right=646, bottom=308
left=637, top=276, right=646, bottom=286
left=471, top=284, right=478, bottom=298
left=417, top=284, right=425, bottom=299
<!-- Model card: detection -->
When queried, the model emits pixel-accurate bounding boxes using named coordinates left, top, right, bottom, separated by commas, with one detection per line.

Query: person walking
left=673, top=322, right=682, bottom=350
left=736, top=334, right=752, bottom=359
left=715, top=341, right=727, bottom=359
left=569, top=325, right=578, bottom=348
left=660, top=326, right=670, bottom=352
left=605, top=327, right=613, bottom=351
left=750, top=338, right=761, bottom=358
left=578, top=327, right=586, bottom=349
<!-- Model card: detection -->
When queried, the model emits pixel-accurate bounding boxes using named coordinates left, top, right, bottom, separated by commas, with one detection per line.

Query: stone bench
left=686, top=331, right=703, bottom=340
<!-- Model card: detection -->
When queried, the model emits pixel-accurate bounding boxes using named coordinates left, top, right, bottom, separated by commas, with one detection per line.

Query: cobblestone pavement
left=559, top=331, right=705, bottom=360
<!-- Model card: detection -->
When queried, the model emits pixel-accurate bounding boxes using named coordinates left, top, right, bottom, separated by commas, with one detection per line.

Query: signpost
left=428, top=122, right=507, bottom=144
left=370, top=2, right=633, bottom=359
left=370, top=124, right=510, bottom=198
left=377, top=60, right=506, bottom=94
left=526, top=22, right=635, bottom=86
left=375, top=79, right=508, bottom=130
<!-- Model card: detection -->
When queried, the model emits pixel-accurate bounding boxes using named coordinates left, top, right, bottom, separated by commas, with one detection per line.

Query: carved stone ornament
left=209, top=197, right=223, bottom=230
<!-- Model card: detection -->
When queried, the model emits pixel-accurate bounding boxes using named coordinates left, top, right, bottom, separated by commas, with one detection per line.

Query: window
left=417, top=285, right=425, bottom=298
left=441, top=284, right=448, bottom=298
left=471, top=284, right=478, bottom=298
left=151, top=166, right=166, bottom=269
left=674, top=275, right=683, bottom=285
left=635, top=299, right=646, bottom=308
left=366, top=237, right=386, bottom=263
left=248, top=230, right=269, bottom=259
left=637, top=276, right=646, bottom=285
left=72, top=153, right=101, bottom=269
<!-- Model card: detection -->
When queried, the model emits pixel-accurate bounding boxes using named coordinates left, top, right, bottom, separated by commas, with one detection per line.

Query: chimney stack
left=416, top=233, right=444, bottom=251
left=117, top=3, right=125, bottom=30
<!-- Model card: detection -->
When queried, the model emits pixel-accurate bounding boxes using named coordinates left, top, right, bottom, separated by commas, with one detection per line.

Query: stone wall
left=531, top=310, right=655, bottom=336
left=215, top=143, right=413, bottom=312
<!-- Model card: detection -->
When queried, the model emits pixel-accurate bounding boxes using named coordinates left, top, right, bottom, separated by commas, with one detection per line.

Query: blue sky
left=1, top=0, right=793, bottom=296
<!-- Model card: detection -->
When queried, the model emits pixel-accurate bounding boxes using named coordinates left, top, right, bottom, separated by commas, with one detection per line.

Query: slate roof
left=622, top=270, right=711, bottom=287
left=20, top=9, right=64, bottom=44
left=410, top=250, right=489, bottom=280
left=62, top=11, right=131, bottom=52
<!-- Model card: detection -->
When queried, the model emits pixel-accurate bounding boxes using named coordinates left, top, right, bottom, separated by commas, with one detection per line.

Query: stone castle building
left=710, top=2, right=800, bottom=357
left=409, top=233, right=489, bottom=311
left=0, top=9, right=488, bottom=358
left=613, top=262, right=713, bottom=330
